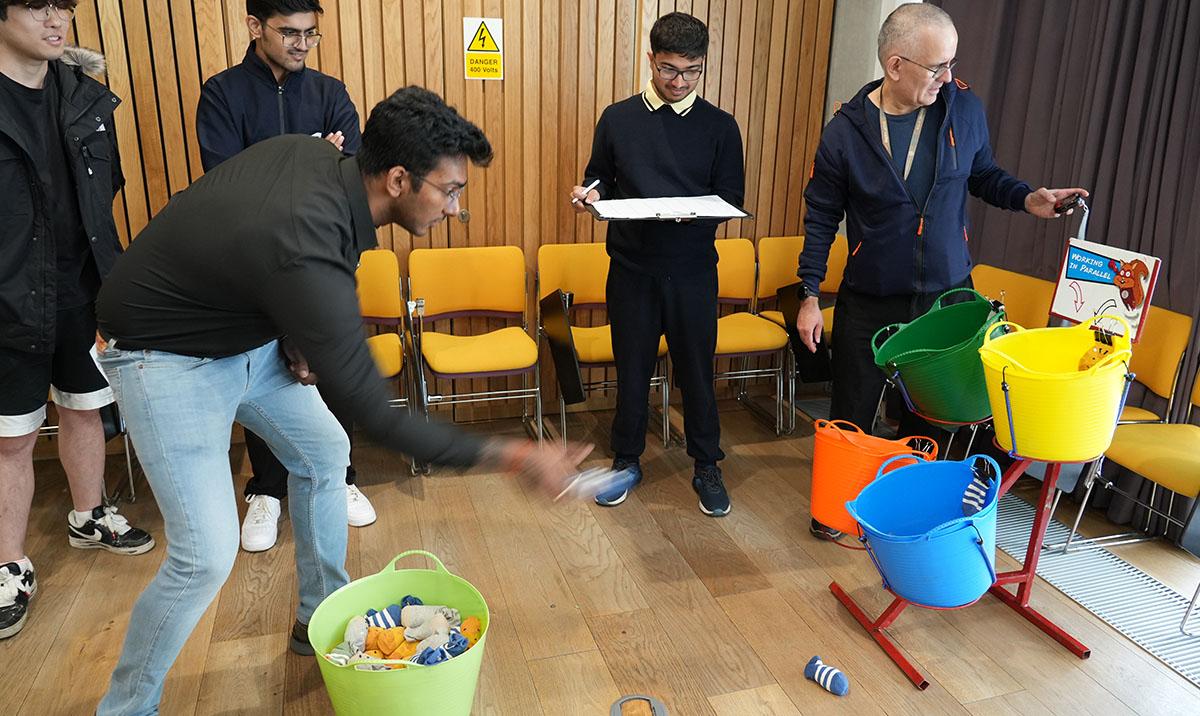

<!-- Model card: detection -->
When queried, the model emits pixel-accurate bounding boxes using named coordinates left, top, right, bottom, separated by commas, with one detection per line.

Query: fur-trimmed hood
left=61, top=45, right=106, bottom=76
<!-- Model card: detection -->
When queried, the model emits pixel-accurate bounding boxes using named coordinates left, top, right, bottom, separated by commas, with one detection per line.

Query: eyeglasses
left=899, top=56, right=957, bottom=80
left=265, top=24, right=323, bottom=49
left=654, top=63, right=703, bottom=82
left=25, top=2, right=75, bottom=23
left=412, top=175, right=463, bottom=204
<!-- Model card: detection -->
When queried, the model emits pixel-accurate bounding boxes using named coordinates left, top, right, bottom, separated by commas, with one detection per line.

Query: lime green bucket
left=872, top=288, right=1005, bottom=426
left=308, top=550, right=489, bottom=715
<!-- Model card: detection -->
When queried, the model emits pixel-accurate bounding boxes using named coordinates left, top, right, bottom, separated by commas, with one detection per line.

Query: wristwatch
left=797, top=283, right=818, bottom=301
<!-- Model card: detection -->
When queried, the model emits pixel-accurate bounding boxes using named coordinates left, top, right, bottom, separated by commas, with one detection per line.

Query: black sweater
left=96, top=136, right=481, bottom=468
left=582, top=93, right=745, bottom=277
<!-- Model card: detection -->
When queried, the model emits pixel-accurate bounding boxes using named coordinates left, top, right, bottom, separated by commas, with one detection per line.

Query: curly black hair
left=0, top=0, right=78, bottom=22
left=246, top=0, right=323, bottom=22
left=357, top=86, right=493, bottom=178
left=649, top=12, right=709, bottom=59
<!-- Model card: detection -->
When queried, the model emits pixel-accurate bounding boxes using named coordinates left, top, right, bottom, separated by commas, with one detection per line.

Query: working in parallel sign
left=463, top=17, right=503, bottom=80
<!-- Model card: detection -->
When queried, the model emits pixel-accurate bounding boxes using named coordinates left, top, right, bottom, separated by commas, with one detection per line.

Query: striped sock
left=962, top=460, right=994, bottom=516
left=804, top=655, right=849, bottom=696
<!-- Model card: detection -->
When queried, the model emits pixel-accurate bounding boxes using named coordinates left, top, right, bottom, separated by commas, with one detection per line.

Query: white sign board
left=1050, top=238, right=1161, bottom=343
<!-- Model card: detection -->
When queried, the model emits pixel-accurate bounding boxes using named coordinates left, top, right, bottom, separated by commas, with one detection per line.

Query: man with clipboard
left=570, top=12, right=745, bottom=517
left=795, top=4, right=1088, bottom=539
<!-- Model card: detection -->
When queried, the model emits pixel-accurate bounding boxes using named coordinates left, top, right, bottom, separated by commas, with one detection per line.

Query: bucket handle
left=902, top=435, right=939, bottom=460
left=870, top=323, right=902, bottom=358
left=981, top=320, right=1024, bottom=346
left=876, top=452, right=930, bottom=476
left=859, top=534, right=894, bottom=593
left=381, top=550, right=452, bottom=576
left=972, top=522, right=998, bottom=586
left=815, top=418, right=868, bottom=443
left=325, top=653, right=433, bottom=669
left=931, top=287, right=990, bottom=310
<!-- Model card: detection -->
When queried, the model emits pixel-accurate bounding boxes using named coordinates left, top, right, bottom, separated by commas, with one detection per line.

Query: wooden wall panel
left=70, top=0, right=835, bottom=412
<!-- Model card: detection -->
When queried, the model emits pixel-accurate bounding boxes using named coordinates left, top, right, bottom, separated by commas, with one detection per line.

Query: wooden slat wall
left=70, top=0, right=835, bottom=414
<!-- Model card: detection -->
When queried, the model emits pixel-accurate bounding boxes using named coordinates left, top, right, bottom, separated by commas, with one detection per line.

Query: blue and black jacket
left=799, top=78, right=1033, bottom=297
left=196, top=42, right=361, bottom=171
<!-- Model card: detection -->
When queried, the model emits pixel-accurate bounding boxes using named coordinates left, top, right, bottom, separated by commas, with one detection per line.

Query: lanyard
left=879, top=104, right=927, bottom=181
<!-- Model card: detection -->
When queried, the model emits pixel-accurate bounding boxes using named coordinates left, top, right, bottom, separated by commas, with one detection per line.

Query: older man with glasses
left=795, top=3, right=1088, bottom=541
left=197, top=0, right=374, bottom=553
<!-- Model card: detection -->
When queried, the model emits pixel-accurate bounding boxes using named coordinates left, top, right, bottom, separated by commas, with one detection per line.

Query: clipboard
left=777, top=282, right=832, bottom=383
left=585, top=194, right=752, bottom=222
left=539, top=289, right=586, bottom=404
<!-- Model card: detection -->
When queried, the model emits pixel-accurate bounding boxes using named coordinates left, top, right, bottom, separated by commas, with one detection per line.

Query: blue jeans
left=95, top=340, right=350, bottom=716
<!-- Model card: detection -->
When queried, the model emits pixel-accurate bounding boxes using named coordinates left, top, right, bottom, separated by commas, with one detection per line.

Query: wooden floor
left=5, top=404, right=1200, bottom=715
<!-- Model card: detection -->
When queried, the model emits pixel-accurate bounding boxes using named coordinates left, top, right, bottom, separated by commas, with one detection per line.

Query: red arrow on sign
left=1069, top=280, right=1085, bottom=311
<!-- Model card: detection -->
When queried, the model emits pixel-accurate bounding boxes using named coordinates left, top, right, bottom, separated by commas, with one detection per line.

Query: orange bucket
left=810, top=419, right=939, bottom=534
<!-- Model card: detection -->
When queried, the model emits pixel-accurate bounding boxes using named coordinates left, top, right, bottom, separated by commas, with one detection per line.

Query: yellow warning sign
left=463, top=17, right=503, bottom=80
left=467, top=22, right=499, bottom=52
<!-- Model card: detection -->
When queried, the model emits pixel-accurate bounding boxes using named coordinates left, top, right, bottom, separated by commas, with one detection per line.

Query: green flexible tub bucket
left=308, top=550, right=489, bottom=715
left=872, top=288, right=1004, bottom=426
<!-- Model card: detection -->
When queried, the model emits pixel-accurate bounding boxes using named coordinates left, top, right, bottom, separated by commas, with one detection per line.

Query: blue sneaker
left=692, top=465, right=731, bottom=516
left=595, top=459, right=641, bottom=506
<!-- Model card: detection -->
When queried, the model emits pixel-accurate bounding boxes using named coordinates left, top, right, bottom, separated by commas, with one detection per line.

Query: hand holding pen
left=569, top=179, right=600, bottom=213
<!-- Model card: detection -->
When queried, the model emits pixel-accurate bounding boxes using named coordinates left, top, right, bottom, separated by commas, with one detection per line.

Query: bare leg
left=0, top=431, right=38, bottom=563
left=57, top=406, right=106, bottom=512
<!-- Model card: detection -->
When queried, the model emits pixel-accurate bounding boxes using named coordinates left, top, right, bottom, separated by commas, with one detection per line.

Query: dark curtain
left=933, top=0, right=1200, bottom=539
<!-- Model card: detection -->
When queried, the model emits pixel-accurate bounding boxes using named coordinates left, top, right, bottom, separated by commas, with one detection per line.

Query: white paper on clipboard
left=587, top=194, right=750, bottom=221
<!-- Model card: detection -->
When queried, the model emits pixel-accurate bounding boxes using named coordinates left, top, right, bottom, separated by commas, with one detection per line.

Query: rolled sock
left=414, top=632, right=449, bottom=654
left=401, top=605, right=460, bottom=640
left=325, top=641, right=354, bottom=666
left=376, top=627, right=408, bottom=657
left=343, top=615, right=368, bottom=653
left=445, top=629, right=469, bottom=657
left=461, top=616, right=482, bottom=647
left=401, top=594, right=423, bottom=608
left=804, top=655, right=849, bottom=696
left=366, top=605, right=403, bottom=628
left=412, top=646, right=450, bottom=666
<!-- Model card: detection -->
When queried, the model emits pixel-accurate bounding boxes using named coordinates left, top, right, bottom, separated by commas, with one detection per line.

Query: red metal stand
left=830, top=458, right=1091, bottom=689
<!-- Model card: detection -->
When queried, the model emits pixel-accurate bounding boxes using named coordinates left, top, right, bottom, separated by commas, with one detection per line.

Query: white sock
left=70, top=508, right=97, bottom=527
left=16, top=556, right=33, bottom=572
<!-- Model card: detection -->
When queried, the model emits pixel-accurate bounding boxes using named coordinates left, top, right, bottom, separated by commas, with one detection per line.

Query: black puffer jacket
left=0, top=46, right=124, bottom=353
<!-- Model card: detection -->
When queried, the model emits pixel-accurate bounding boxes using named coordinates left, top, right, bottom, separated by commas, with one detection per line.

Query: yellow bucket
left=978, top=316, right=1134, bottom=462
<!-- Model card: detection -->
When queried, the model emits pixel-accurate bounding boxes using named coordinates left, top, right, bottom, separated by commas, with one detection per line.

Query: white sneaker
left=346, top=485, right=377, bottom=527
left=241, top=494, right=281, bottom=552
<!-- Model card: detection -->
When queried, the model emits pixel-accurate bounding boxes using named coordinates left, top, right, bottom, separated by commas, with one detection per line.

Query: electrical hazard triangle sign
left=463, top=18, right=503, bottom=80
left=467, top=21, right=500, bottom=52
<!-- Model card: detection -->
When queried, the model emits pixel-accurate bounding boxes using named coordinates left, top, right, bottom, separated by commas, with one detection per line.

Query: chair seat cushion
left=421, top=326, right=538, bottom=375
left=1106, top=422, right=1200, bottom=498
left=365, top=333, right=404, bottom=378
left=1119, top=405, right=1162, bottom=423
left=716, top=312, right=788, bottom=355
left=571, top=325, right=667, bottom=364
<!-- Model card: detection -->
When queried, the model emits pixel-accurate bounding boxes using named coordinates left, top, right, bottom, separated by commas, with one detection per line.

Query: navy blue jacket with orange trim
left=799, top=78, right=1033, bottom=297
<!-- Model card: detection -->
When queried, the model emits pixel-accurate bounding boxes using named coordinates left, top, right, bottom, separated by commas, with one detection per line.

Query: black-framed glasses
left=899, top=56, right=957, bottom=79
left=654, top=63, right=703, bottom=82
left=412, top=175, right=464, bottom=204
left=26, top=2, right=76, bottom=23
left=265, top=24, right=323, bottom=49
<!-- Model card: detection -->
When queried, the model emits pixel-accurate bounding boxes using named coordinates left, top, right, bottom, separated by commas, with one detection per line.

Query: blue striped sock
left=804, top=655, right=849, bottom=696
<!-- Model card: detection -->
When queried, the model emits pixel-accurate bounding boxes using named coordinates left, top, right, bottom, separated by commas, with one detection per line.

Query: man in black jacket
left=0, top=0, right=154, bottom=642
left=197, top=0, right=372, bottom=552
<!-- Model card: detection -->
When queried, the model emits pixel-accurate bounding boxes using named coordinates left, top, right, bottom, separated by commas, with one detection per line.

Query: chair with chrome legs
left=406, top=246, right=542, bottom=472
left=535, top=242, right=670, bottom=445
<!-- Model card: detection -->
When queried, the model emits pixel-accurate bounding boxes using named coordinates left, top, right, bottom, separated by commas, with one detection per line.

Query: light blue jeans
left=95, top=340, right=350, bottom=716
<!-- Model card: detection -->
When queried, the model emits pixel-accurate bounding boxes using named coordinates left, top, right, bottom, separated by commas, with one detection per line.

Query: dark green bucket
left=871, top=288, right=1004, bottom=426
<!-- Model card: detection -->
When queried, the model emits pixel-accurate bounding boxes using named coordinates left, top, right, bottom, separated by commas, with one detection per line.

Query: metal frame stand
left=830, top=458, right=1091, bottom=690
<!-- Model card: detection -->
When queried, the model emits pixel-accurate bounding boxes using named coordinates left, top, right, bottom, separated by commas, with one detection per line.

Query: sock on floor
left=804, top=655, right=849, bottom=696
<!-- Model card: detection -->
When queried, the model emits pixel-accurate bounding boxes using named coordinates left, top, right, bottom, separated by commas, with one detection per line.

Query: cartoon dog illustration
left=1109, top=258, right=1150, bottom=311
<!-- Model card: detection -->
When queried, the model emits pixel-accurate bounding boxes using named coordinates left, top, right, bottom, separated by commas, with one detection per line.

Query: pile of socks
left=324, top=594, right=485, bottom=671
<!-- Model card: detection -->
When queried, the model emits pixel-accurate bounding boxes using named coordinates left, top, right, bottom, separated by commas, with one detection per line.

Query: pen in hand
left=571, top=178, right=601, bottom=205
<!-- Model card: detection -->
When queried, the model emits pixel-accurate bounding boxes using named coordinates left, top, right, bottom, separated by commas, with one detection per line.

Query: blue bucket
left=846, top=454, right=1001, bottom=608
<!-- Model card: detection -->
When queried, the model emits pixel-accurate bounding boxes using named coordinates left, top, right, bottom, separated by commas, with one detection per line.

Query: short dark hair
left=649, top=12, right=709, bottom=59
left=246, top=0, right=323, bottom=23
left=358, top=86, right=493, bottom=178
left=0, top=1, right=78, bottom=22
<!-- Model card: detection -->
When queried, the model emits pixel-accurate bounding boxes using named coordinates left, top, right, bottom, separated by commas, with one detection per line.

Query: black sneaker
left=595, top=458, right=642, bottom=506
left=68, top=505, right=156, bottom=555
left=809, top=518, right=844, bottom=542
left=290, top=619, right=314, bottom=655
left=0, top=561, right=37, bottom=640
left=692, top=465, right=731, bottom=517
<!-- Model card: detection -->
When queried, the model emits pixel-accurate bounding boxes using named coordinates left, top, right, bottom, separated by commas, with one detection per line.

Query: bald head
left=877, top=3, right=956, bottom=67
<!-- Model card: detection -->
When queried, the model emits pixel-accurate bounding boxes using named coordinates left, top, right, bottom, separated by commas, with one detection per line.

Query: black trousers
left=608, top=261, right=724, bottom=467
left=243, top=383, right=355, bottom=500
left=830, top=278, right=972, bottom=440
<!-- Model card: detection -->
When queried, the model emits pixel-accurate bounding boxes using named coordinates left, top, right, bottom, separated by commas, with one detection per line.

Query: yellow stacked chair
left=407, top=246, right=542, bottom=463
left=355, top=248, right=408, bottom=407
left=714, top=238, right=790, bottom=435
left=536, top=242, right=670, bottom=445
